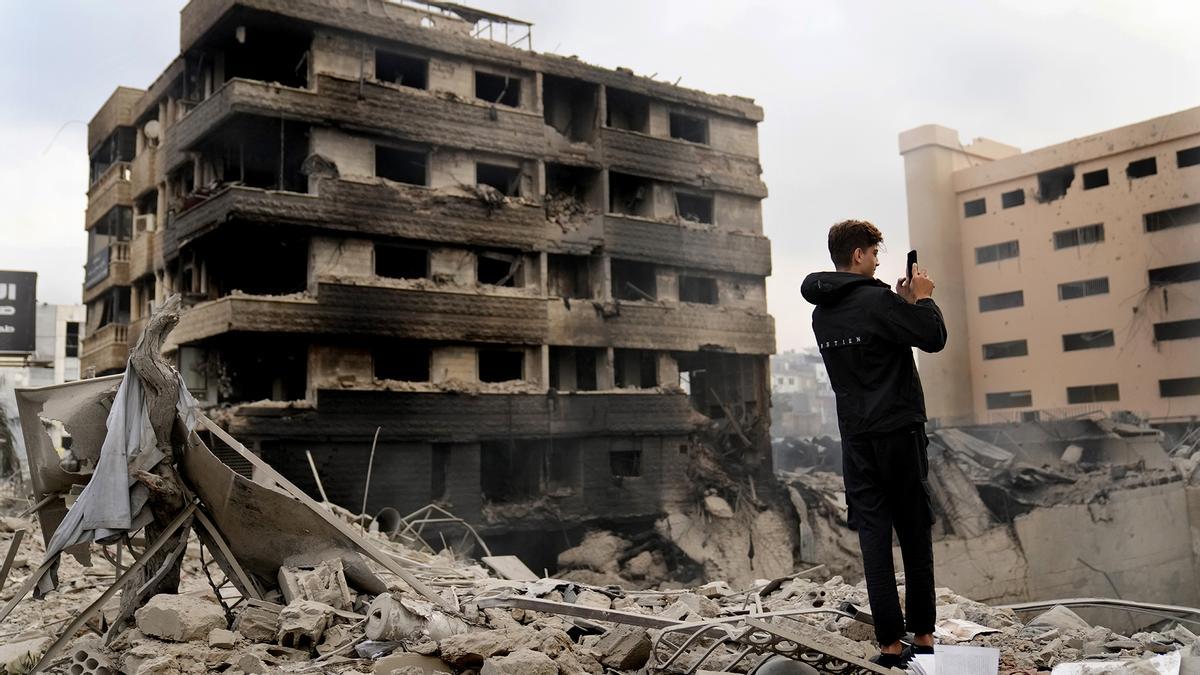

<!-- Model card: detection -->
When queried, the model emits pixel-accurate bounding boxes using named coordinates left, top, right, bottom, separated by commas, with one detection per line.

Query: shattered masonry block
left=593, top=625, right=652, bottom=670
left=0, top=637, right=51, bottom=675
left=233, top=602, right=282, bottom=643
left=277, top=558, right=353, bottom=610
left=373, top=653, right=453, bottom=675
left=277, top=600, right=337, bottom=652
left=208, top=628, right=238, bottom=649
left=134, top=594, right=227, bottom=643
left=438, top=626, right=539, bottom=667
left=556, top=531, right=629, bottom=573
left=480, top=649, right=557, bottom=675
left=573, top=589, right=612, bottom=610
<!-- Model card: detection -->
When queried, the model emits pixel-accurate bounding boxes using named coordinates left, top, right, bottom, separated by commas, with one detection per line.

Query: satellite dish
left=143, top=120, right=161, bottom=141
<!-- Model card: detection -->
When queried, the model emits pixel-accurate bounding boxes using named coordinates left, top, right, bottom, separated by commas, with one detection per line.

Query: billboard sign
left=0, top=270, right=37, bottom=353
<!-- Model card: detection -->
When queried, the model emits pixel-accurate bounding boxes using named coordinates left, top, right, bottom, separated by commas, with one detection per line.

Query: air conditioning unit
left=135, top=214, right=156, bottom=233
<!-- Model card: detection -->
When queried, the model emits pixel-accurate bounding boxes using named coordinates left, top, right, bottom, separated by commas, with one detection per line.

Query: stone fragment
left=574, top=589, right=612, bottom=609
left=438, top=627, right=538, bottom=667
left=134, top=655, right=183, bottom=675
left=278, top=559, right=353, bottom=610
left=593, top=625, right=651, bottom=670
left=234, top=603, right=282, bottom=643
left=228, top=652, right=269, bottom=674
left=208, top=628, right=238, bottom=649
left=556, top=531, right=629, bottom=573
left=480, top=649, right=556, bottom=675
left=134, top=594, right=227, bottom=643
left=277, top=600, right=337, bottom=651
left=373, top=653, right=453, bottom=675
left=703, top=495, right=734, bottom=518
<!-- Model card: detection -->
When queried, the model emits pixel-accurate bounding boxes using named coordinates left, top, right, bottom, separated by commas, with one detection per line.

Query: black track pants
left=841, top=424, right=936, bottom=645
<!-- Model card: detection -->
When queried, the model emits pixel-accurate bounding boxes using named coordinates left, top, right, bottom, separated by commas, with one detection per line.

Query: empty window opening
left=480, top=440, right=541, bottom=503
left=1058, top=277, right=1109, bottom=300
left=609, top=172, right=653, bottom=217
left=549, top=347, right=599, bottom=391
left=610, top=450, right=642, bottom=477
left=375, top=243, right=428, bottom=280
left=542, top=75, right=598, bottom=143
left=978, top=290, right=1023, bottom=312
left=430, top=444, right=451, bottom=502
left=675, top=352, right=764, bottom=419
left=546, top=442, right=582, bottom=492
left=376, top=146, right=427, bottom=185
left=65, top=321, right=80, bottom=358
left=477, top=252, right=523, bottom=287
left=1149, top=261, right=1200, bottom=287
left=669, top=112, right=708, bottom=144
left=675, top=191, right=714, bottom=224
left=479, top=349, right=524, bottom=382
left=545, top=163, right=602, bottom=210
left=1063, top=329, right=1115, bottom=352
left=203, top=116, right=308, bottom=193
left=1145, top=203, right=1200, bottom=233
left=614, top=349, right=657, bottom=389
left=963, top=198, right=986, bottom=218
left=1082, top=168, right=1109, bottom=190
left=548, top=254, right=592, bottom=299
left=135, top=191, right=158, bottom=232
left=1127, top=157, right=1157, bottom=179
left=375, top=50, right=427, bottom=89
left=476, top=162, right=521, bottom=196
left=89, top=127, right=136, bottom=184
left=611, top=259, right=657, bottom=301
left=1001, top=189, right=1025, bottom=209
left=1054, top=223, right=1105, bottom=249
left=606, top=88, right=649, bottom=132
left=1178, top=146, right=1200, bottom=169
left=986, top=390, right=1032, bottom=410
left=975, top=240, right=1019, bottom=264
left=374, top=344, right=431, bottom=382
left=219, top=25, right=310, bottom=89
left=1154, top=318, right=1200, bottom=342
left=1067, top=383, right=1120, bottom=404
left=196, top=227, right=308, bottom=298
left=1036, top=165, right=1075, bottom=202
left=679, top=275, right=718, bottom=304
left=1161, top=376, right=1200, bottom=398
left=982, top=339, right=1027, bottom=360
left=220, top=341, right=307, bottom=403
left=475, top=71, right=520, bottom=107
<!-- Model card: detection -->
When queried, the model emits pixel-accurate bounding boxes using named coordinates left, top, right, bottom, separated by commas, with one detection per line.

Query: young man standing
left=800, top=219, right=946, bottom=667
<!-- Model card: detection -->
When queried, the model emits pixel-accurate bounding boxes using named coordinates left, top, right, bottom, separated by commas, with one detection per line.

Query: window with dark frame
left=979, top=290, right=1024, bottom=312
left=605, top=88, right=649, bottom=132
left=1126, top=157, right=1157, bottom=179
left=1154, top=318, right=1200, bottom=342
left=374, top=345, right=431, bottom=382
left=611, top=259, right=657, bottom=301
left=963, top=198, right=986, bottom=218
left=375, top=243, right=429, bottom=279
left=375, top=50, right=428, bottom=89
left=375, top=145, right=427, bottom=185
left=1148, top=261, right=1200, bottom=287
left=609, top=450, right=642, bottom=477
left=982, top=339, right=1027, bottom=360
left=1067, top=383, right=1120, bottom=404
left=1082, top=168, right=1109, bottom=190
left=669, top=112, right=708, bottom=144
left=986, top=390, right=1032, bottom=409
left=679, top=275, right=718, bottom=304
left=1160, top=376, right=1200, bottom=398
left=1001, top=189, right=1025, bottom=208
left=1058, top=277, right=1109, bottom=300
left=477, top=253, right=522, bottom=287
left=1054, top=223, right=1105, bottom=249
left=1062, top=329, right=1115, bottom=351
left=975, top=240, right=1019, bottom=264
left=475, top=71, right=520, bottom=107
left=476, top=162, right=521, bottom=196
left=64, top=321, right=80, bottom=358
left=675, top=191, right=714, bottom=224
left=1178, top=146, right=1200, bottom=169
left=1144, top=204, right=1200, bottom=233
left=479, top=349, right=524, bottom=382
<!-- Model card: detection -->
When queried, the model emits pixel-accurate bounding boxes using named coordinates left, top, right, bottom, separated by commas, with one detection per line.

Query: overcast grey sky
left=1, top=1, right=1196, bottom=351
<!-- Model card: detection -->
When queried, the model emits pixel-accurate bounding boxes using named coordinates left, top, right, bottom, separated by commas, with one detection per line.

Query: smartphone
left=906, top=249, right=918, bottom=282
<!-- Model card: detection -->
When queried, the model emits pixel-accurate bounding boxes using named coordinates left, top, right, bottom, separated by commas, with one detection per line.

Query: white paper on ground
left=1050, top=651, right=1181, bottom=675
left=906, top=645, right=1000, bottom=675
left=934, top=618, right=1002, bottom=643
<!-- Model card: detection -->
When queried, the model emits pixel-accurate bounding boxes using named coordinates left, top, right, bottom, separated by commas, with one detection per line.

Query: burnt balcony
left=81, top=323, right=129, bottom=376
left=603, top=214, right=771, bottom=277
left=83, top=243, right=130, bottom=302
left=600, top=128, right=766, bottom=198
left=86, top=163, right=132, bottom=228
left=547, top=299, right=775, bottom=354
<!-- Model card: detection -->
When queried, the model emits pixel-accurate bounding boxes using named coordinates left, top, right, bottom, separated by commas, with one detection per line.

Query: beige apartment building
left=900, top=107, right=1200, bottom=424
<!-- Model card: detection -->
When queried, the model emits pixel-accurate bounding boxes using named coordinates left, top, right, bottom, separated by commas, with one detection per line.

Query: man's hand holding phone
left=896, top=249, right=935, bottom=303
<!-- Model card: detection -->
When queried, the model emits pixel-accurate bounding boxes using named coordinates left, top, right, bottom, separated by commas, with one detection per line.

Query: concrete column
left=898, top=125, right=1017, bottom=424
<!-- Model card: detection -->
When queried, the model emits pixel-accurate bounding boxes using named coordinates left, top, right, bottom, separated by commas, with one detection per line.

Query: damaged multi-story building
left=899, top=107, right=1200, bottom=426
left=78, top=0, right=774, bottom=567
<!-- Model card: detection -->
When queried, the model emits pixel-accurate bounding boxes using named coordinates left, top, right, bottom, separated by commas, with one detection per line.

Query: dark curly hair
left=828, top=219, right=883, bottom=269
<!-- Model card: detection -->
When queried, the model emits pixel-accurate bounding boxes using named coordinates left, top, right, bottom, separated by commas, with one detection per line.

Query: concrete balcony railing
left=599, top=128, right=767, bottom=199
left=129, top=146, right=157, bottom=197
left=603, top=214, right=771, bottom=277
left=86, top=163, right=133, bottom=228
left=547, top=299, right=775, bottom=354
left=168, top=281, right=549, bottom=348
left=83, top=243, right=130, bottom=301
left=128, top=228, right=158, bottom=280
left=81, top=323, right=130, bottom=375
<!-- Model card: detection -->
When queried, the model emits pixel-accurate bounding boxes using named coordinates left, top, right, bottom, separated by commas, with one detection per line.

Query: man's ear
left=851, top=247, right=864, bottom=266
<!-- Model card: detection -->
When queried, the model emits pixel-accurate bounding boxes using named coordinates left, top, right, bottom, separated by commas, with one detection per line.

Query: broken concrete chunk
left=278, top=558, right=353, bottom=610
left=556, top=531, right=629, bottom=573
left=234, top=602, right=282, bottom=644
left=134, top=594, right=227, bottom=643
left=480, top=648, right=556, bottom=675
left=373, top=653, right=453, bottom=675
left=0, top=637, right=50, bottom=675
left=703, top=494, right=735, bottom=518
left=437, top=626, right=538, bottom=667
left=277, top=600, right=337, bottom=652
left=593, top=625, right=651, bottom=670
left=208, top=628, right=238, bottom=649
left=573, top=589, right=612, bottom=610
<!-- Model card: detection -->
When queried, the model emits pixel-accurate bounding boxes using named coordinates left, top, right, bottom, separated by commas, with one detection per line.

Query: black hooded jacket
left=801, top=271, right=947, bottom=438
